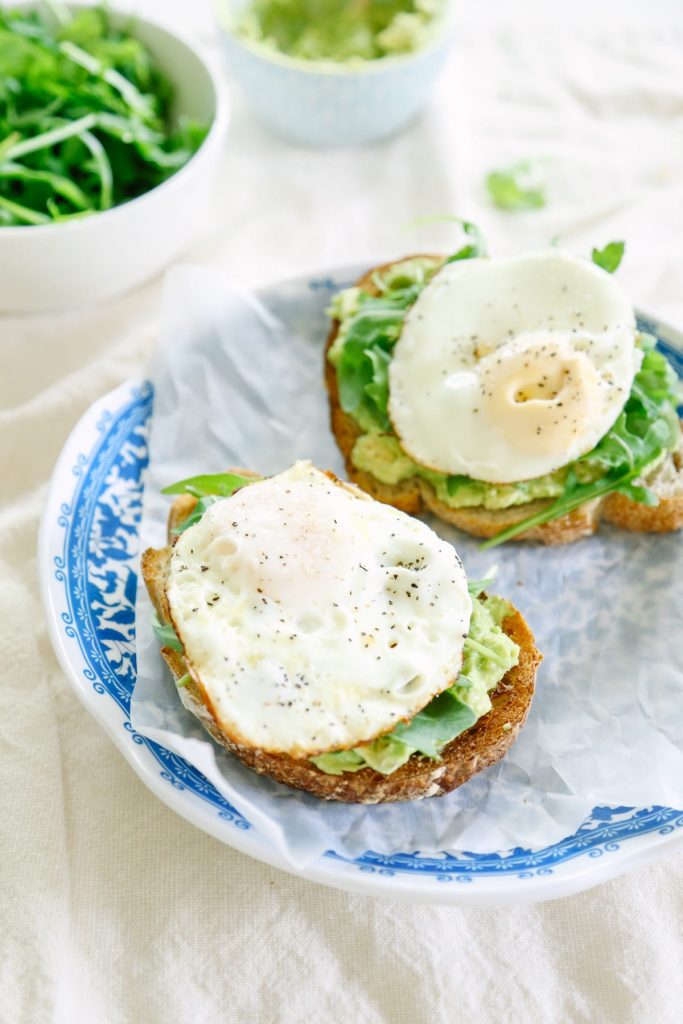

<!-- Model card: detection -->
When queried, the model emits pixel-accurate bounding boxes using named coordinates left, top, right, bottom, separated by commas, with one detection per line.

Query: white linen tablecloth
left=2, top=1, right=683, bottom=1021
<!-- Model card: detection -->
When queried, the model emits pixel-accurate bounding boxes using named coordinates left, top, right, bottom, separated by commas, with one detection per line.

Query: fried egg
left=166, top=462, right=472, bottom=757
left=388, top=249, right=640, bottom=483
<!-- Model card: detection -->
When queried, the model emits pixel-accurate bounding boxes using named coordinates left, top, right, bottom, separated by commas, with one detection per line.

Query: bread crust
left=325, top=256, right=683, bottom=544
left=141, top=488, right=542, bottom=803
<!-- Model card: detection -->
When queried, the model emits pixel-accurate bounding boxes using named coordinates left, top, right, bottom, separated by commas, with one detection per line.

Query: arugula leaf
left=152, top=614, right=182, bottom=652
left=0, top=160, right=91, bottom=208
left=485, top=160, right=546, bottom=212
left=592, top=241, right=625, bottom=273
left=165, top=472, right=261, bottom=534
left=335, top=283, right=424, bottom=428
left=407, top=215, right=487, bottom=262
left=363, top=345, right=392, bottom=421
left=0, top=195, right=50, bottom=225
left=172, top=495, right=221, bottom=535
left=162, top=472, right=259, bottom=498
left=337, top=335, right=376, bottom=416
left=466, top=566, right=498, bottom=598
left=479, top=466, right=638, bottom=549
left=615, top=480, right=659, bottom=506
left=392, top=691, right=477, bottom=758
left=444, top=220, right=487, bottom=262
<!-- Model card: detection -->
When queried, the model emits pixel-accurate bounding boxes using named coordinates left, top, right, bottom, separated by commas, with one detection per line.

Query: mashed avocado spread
left=235, top=0, right=444, bottom=63
left=351, top=433, right=571, bottom=509
left=310, top=589, right=519, bottom=776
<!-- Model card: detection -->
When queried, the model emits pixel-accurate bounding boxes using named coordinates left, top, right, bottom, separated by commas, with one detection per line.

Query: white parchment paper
left=132, top=264, right=683, bottom=870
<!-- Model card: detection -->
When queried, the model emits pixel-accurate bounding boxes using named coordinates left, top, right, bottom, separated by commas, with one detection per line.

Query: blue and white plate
left=39, top=271, right=683, bottom=905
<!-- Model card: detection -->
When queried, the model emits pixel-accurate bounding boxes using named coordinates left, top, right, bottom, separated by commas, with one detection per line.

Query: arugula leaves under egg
left=333, top=221, right=488, bottom=429
left=334, top=283, right=423, bottom=429
left=152, top=613, right=183, bottom=652
left=163, top=472, right=261, bottom=534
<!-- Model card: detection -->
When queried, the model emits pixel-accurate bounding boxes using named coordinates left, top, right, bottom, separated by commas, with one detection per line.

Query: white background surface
left=2, top=0, right=683, bottom=1020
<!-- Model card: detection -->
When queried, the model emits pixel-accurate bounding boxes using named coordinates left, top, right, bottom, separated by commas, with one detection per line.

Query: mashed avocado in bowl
left=235, top=0, right=446, bottom=64
left=219, top=0, right=453, bottom=146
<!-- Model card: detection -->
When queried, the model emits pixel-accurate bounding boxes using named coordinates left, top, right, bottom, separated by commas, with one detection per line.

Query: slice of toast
left=325, top=257, right=683, bottom=545
left=141, top=490, right=542, bottom=803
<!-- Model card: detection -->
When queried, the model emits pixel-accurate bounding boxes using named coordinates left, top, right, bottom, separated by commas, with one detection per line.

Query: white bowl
left=218, top=0, right=453, bottom=147
left=0, top=6, right=229, bottom=313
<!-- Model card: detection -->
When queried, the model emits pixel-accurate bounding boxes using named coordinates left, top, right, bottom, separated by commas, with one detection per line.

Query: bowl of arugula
left=0, top=3, right=229, bottom=312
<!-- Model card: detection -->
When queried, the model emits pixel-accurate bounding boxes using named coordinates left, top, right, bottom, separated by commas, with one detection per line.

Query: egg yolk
left=479, top=336, right=601, bottom=457
left=205, top=482, right=367, bottom=610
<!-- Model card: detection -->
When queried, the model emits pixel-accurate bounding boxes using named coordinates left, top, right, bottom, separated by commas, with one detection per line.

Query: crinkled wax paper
left=132, top=264, right=683, bottom=869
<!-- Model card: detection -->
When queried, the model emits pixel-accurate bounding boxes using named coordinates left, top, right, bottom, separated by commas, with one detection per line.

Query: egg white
left=166, top=462, right=472, bottom=757
left=388, top=249, right=640, bottom=484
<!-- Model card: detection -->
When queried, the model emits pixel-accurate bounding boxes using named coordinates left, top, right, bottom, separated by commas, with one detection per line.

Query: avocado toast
left=142, top=465, right=541, bottom=803
left=325, top=252, right=683, bottom=546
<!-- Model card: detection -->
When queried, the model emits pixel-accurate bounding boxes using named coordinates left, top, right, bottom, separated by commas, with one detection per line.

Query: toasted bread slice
left=325, top=257, right=683, bottom=545
left=141, top=489, right=541, bottom=803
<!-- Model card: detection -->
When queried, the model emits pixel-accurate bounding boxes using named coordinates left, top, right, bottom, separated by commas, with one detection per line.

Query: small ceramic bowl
left=218, top=1, right=453, bottom=147
left=0, top=5, right=229, bottom=313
